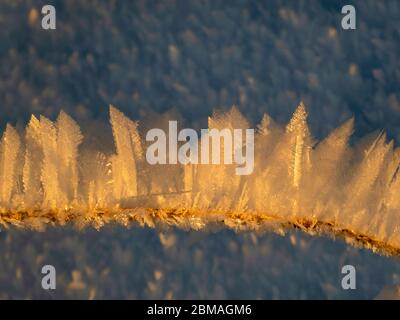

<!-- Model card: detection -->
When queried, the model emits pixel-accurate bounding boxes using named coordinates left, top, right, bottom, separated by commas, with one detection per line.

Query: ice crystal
left=1, top=103, right=400, bottom=255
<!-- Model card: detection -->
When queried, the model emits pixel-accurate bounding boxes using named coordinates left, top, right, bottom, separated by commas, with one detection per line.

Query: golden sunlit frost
left=1, top=103, right=400, bottom=256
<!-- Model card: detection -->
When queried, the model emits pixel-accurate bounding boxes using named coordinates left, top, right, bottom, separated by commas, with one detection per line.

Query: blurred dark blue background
left=1, top=0, right=399, bottom=141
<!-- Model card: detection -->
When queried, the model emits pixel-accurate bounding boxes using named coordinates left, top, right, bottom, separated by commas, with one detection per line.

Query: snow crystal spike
left=286, top=101, right=308, bottom=134
left=109, top=105, right=140, bottom=199
left=0, top=124, right=21, bottom=206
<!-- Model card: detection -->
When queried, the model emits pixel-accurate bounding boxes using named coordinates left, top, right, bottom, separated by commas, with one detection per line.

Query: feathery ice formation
left=1, top=103, right=400, bottom=256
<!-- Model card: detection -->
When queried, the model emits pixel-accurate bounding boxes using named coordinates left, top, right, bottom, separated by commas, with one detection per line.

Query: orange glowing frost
left=1, top=103, right=400, bottom=256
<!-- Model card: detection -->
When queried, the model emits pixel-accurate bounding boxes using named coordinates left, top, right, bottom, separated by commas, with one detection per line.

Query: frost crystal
left=1, top=103, right=400, bottom=256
